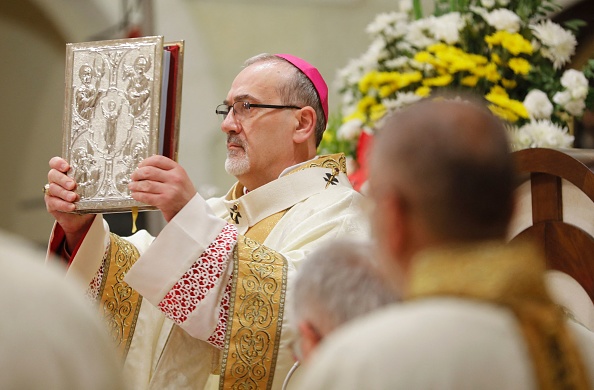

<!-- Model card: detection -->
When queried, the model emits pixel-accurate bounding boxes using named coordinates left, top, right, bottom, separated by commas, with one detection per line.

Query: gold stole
left=406, top=242, right=590, bottom=390
left=219, top=211, right=289, bottom=389
left=217, top=154, right=347, bottom=389
left=97, top=233, right=143, bottom=359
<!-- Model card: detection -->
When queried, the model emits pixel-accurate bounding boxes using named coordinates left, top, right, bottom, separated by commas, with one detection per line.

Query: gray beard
left=225, top=135, right=250, bottom=176
left=225, top=152, right=250, bottom=176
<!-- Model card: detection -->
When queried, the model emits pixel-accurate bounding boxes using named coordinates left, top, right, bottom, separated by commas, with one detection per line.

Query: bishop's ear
left=293, top=106, right=316, bottom=144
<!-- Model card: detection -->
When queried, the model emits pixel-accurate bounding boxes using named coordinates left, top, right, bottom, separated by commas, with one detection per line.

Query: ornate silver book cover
left=62, top=36, right=183, bottom=213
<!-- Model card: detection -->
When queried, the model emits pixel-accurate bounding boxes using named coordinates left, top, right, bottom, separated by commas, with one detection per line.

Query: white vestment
left=297, top=297, right=594, bottom=389
left=48, top=155, right=368, bottom=389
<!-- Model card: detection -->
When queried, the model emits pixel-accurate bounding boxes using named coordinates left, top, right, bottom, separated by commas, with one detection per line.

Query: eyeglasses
left=215, top=101, right=302, bottom=122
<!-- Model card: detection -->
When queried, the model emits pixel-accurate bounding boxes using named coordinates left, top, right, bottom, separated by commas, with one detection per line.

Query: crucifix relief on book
left=62, top=36, right=184, bottom=213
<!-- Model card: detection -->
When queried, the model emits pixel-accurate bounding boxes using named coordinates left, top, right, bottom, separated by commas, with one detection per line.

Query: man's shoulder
left=320, top=297, right=525, bottom=360
left=300, top=299, right=534, bottom=389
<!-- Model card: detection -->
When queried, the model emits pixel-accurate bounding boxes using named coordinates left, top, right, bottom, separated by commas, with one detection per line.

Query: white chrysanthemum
left=563, top=99, right=586, bottom=117
left=399, top=0, right=413, bottom=13
left=431, top=12, right=464, bottom=45
left=523, top=90, right=553, bottom=119
left=340, top=90, right=357, bottom=111
left=483, top=9, right=521, bottom=33
left=507, top=125, right=533, bottom=151
left=530, top=20, right=577, bottom=69
left=409, top=59, right=434, bottom=72
left=560, top=69, right=589, bottom=100
left=553, top=69, right=588, bottom=116
left=336, top=58, right=369, bottom=89
left=384, top=57, right=410, bottom=69
left=366, top=12, right=409, bottom=37
left=406, top=19, right=437, bottom=48
left=480, top=0, right=495, bottom=9
left=518, top=120, right=574, bottom=149
left=355, top=39, right=386, bottom=74
left=383, top=92, right=423, bottom=111
left=340, top=102, right=358, bottom=120
left=337, top=119, right=364, bottom=141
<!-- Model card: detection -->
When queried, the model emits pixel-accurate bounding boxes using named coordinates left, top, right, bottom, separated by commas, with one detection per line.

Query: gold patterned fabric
left=217, top=155, right=345, bottom=388
left=219, top=237, right=288, bottom=389
left=407, top=242, right=590, bottom=390
left=228, top=153, right=348, bottom=200
left=98, top=233, right=143, bottom=359
left=294, top=153, right=347, bottom=175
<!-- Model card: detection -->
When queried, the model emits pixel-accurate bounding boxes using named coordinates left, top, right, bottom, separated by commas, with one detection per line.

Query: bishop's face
left=221, top=62, right=300, bottom=190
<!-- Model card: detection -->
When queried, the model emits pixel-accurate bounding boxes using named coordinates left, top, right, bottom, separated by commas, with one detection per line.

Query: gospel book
left=61, top=36, right=184, bottom=213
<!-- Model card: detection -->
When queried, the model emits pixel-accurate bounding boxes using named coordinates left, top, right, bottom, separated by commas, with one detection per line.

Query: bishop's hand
left=45, top=156, right=95, bottom=251
left=129, top=155, right=197, bottom=222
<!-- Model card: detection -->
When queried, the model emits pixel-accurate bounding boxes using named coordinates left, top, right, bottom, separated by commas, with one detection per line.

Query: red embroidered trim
left=158, top=224, right=237, bottom=328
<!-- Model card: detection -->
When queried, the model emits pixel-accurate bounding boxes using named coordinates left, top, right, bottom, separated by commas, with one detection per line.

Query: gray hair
left=244, top=53, right=327, bottom=147
left=292, top=239, right=398, bottom=335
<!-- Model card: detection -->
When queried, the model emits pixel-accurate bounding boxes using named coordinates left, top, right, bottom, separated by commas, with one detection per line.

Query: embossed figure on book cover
left=62, top=36, right=170, bottom=213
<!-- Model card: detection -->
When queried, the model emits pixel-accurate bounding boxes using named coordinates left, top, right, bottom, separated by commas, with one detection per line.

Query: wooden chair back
left=509, top=148, right=594, bottom=305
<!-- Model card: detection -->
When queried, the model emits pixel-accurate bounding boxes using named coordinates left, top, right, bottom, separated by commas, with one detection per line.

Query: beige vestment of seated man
left=298, top=243, right=594, bottom=389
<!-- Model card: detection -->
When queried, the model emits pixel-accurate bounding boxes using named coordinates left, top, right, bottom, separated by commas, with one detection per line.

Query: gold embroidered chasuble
left=218, top=153, right=348, bottom=389
left=92, top=153, right=350, bottom=389
left=97, top=233, right=143, bottom=359
left=406, top=242, right=590, bottom=390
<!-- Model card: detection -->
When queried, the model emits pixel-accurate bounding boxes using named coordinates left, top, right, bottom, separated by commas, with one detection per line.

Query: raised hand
left=129, top=155, right=197, bottom=222
left=45, top=157, right=95, bottom=251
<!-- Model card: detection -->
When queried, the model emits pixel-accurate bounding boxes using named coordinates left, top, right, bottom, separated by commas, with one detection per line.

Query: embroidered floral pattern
left=86, top=262, right=104, bottom=302
left=85, top=242, right=110, bottom=302
left=207, top=275, right=232, bottom=349
left=158, top=224, right=238, bottom=325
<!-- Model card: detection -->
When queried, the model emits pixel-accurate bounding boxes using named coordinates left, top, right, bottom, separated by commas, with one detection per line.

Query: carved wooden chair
left=508, top=148, right=594, bottom=328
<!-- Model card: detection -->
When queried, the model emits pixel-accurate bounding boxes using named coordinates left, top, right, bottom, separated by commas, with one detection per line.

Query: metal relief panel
left=62, top=36, right=164, bottom=213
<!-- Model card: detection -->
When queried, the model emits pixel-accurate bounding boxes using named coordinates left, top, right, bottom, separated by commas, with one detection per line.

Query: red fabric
left=162, top=44, right=181, bottom=159
left=157, top=224, right=237, bottom=325
left=49, top=222, right=91, bottom=267
left=348, top=131, right=374, bottom=192
left=127, top=26, right=142, bottom=39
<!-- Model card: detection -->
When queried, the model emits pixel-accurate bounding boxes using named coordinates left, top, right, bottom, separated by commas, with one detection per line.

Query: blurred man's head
left=292, top=239, right=398, bottom=362
left=369, top=95, right=515, bottom=282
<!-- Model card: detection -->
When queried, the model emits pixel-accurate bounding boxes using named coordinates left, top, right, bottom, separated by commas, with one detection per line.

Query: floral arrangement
left=319, top=0, right=594, bottom=170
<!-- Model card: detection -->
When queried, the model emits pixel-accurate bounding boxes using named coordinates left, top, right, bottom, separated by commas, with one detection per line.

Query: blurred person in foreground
left=44, top=53, right=367, bottom=389
left=297, top=96, right=594, bottom=389
left=0, top=231, right=124, bottom=390
left=282, top=239, right=398, bottom=389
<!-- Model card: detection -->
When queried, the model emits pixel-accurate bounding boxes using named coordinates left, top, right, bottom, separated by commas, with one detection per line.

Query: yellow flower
left=461, top=75, right=479, bottom=87
left=422, top=74, right=453, bottom=87
left=485, top=86, right=529, bottom=122
left=343, top=111, right=367, bottom=124
left=359, top=71, right=378, bottom=94
left=501, top=79, right=517, bottom=89
left=484, top=63, right=502, bottom=83
left=485, top=31, right=532, bottom=56
left=489, top=85, right=508, bottom=96
left=369, top=103, right=387, bottom=122
left=401, top=71, right=423, bottom=86
left=428, top=43, right=449, bottom=53
left=415, top=86, right=432, bottom=97
left=488, top=104, right=520, bottom=122
left=508, top=57, right=531, bottom=75
left=491, top=53, right=502, bottom=65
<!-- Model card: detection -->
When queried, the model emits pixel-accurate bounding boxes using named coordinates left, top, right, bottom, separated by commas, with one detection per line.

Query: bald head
left=371, top=97, right=515, bottom=242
